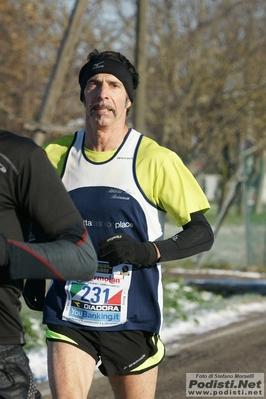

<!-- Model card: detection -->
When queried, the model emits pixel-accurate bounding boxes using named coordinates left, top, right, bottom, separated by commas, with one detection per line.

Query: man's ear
left=126, top=98, right=132, bottom=109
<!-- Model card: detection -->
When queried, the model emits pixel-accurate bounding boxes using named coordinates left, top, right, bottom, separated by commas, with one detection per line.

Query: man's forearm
left=6, top=232, right=97, bottom=280
left=155, top=212, right=214, bottom=262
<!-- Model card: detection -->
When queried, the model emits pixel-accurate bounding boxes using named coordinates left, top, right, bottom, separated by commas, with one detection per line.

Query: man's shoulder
left=0, top=130, right=40, bottom=167
left=139, top=135, right=177, bottom=159
left=0, top=130, right=37, bottom=150
left=43, top=134, right=76, bottom=151
left=43, top=134, right=76, bottom=171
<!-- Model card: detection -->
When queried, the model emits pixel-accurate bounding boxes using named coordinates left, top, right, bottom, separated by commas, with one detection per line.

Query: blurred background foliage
left=1, top=0, right=265, bottom=165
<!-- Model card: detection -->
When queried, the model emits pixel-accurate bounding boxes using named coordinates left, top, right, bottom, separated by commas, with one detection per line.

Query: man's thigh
left=109, top=367, right=158, bottom=399
left=47, top=341, right=96, bottom=399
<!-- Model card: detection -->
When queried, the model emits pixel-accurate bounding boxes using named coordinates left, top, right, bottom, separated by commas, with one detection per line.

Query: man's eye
left=87, top=82, right=96, bottom=89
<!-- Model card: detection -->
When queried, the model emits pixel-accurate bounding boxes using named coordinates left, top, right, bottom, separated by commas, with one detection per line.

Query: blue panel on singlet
left=68, top=186, right=149, bottom=251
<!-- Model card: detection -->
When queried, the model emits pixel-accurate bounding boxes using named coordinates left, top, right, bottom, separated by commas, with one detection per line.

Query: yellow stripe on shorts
left=130, top=335, right=165, bottom=373
left=46, top=327, right=79, bottom=346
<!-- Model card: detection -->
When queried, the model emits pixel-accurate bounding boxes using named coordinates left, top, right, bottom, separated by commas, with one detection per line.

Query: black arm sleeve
left=155, top=211, right=214, bottom=262
left=6, top=220, right=97, bottom=280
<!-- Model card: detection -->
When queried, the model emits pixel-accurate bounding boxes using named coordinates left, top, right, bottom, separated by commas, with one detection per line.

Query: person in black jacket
left=0, top=130, right=97, bottom=399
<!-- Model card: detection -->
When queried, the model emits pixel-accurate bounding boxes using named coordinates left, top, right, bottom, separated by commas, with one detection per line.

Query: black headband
left=79, top=58, right=134, bottom=102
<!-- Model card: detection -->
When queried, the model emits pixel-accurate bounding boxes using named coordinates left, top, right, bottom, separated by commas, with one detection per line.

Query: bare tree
left=145, top=0, right=266, bottom=212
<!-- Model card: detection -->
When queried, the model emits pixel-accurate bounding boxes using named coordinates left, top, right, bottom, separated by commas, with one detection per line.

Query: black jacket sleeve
left=6, top=220, right=97, bottom=280
left=155, top=211, right=214, bottom=262
left=0, top=134, right=97, bottom=280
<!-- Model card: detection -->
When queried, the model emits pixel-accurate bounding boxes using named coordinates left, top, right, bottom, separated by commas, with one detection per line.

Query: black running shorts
left=46, top=325, right=165, bottom=376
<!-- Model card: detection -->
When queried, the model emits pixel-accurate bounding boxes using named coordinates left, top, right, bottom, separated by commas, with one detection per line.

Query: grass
left=162, top=277, right=216, bottom=325
left=164, top=202, right=266, bottom=272
left=204, top=202, right=266, bottom=226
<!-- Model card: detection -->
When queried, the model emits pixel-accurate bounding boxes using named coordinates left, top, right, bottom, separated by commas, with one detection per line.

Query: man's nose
left=97, top=82, right=110, bottom=98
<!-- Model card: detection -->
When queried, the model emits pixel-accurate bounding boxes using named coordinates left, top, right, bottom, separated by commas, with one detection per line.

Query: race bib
left=62, top=262, right=132, bottom=327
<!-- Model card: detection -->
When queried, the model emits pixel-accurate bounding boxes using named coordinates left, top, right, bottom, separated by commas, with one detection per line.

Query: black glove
left=0, top=234, right=8, bottom=266
left=98, top=233, right=158, bottom=268
left=23, top=279, right=46, bottom=311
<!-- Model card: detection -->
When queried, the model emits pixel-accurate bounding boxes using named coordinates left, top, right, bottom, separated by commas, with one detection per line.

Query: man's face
left=84, top=73, right=131, bottom=128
